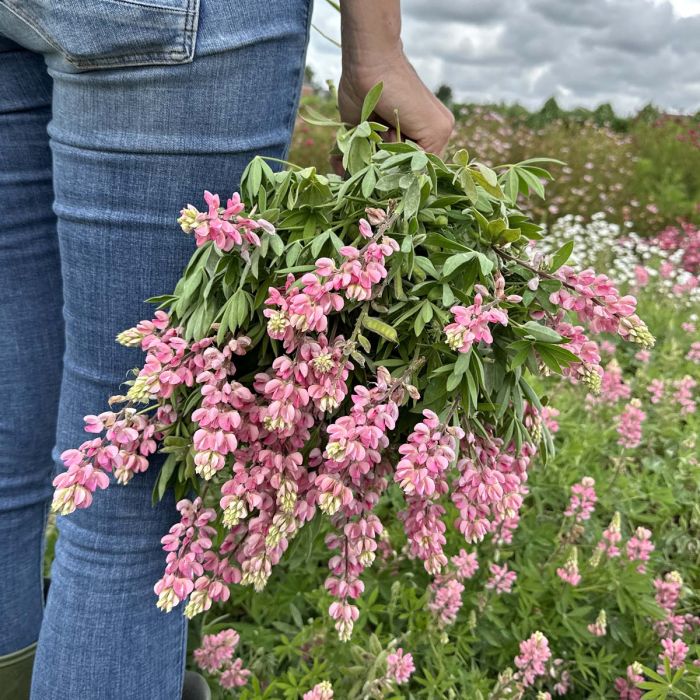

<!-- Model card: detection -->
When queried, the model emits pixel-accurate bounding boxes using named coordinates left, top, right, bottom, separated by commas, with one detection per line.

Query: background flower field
left=178, top=95, right=700, bottom=699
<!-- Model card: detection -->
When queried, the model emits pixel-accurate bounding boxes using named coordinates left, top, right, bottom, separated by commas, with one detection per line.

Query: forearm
left=340, top=0, right=404, bottom=68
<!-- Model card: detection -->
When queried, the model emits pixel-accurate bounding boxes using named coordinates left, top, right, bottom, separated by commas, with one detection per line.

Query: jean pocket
left=0, top=0, right=199, bottom=69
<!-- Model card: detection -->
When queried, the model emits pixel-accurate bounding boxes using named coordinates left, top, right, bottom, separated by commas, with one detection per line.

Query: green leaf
left=521, top=320, right=564, bottom=343
left=550, top=240, right=574, bottom=272
left=403, top=176, right=422, bottom=219
left=361, top=82, right=383, bottom=122
left=442, top=252, right=477, bottom=277
left=362, top=316, right=399, bottom=343
left=505, top=168, right=519, bottom=203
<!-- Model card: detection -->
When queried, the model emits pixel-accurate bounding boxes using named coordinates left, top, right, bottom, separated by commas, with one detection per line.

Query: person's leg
left=12, top=0, right=311, bottom=698
left=0, top=32, right=62, bottom=691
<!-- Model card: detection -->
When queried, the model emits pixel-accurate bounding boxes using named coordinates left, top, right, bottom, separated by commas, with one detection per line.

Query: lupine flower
left=588, top=609, right=607, bottom=637
left=451, top=549, right=479, bottom=580
left=453, top=432, right=535, bottom=545
left=557, top=547, right=581, bottom=586
left=614, top=662, right=644, bottom=700
left=386, top=648, right=415, bottom=684
left=616, top=400, right=646, bottom=449
left=486, top=563, right=517, bottom=594
left=564, top=477, right=597, bottom=523
left=647, top=379, right=665, bottom=404
left=395, top=410, right=463, bottom=574
left=551, top=266, right=654, bottom=348
left=428, top=577, right=465, bottom=626
left=194, top=629, right=250, bottom=690
left=514, top=631, right=551, bottom=686
left=597, top=512, right=622, bottom=559
left=626, top=527, right=654, bottom=573
left=443, top=294, right=508, bottom=353
left=673, top=376, right=697, bottom=415
left=687, top=341, right=700, bottom=363
left=303, top=682, right=334, bottom=700
left=658, top=638, right=689, bottom=671
left=178, top=191, right=268, bottom=253
left=554, top=319, right=603, bottom=393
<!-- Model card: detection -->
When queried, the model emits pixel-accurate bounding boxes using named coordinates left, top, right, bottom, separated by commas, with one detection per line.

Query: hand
left=338, top=49, right=455, bottom=156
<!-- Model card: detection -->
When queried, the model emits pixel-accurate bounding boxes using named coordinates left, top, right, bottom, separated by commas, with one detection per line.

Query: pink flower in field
left=588, top=609, right=607, bottom=637
left=219, top=658, right=251, bottom=689
left=686, top=342, right=700, bottom=363
left=514, top=631, right=551, bottom=686
left=541, top=406, right=560, bottom=434
left=659, top=638, right=689, bottom=671
left=616, top=400, right=646, bottom=449
left=634, top=265, right=650, bottom=287
left=647, top=379, right=665, bottom=404
left=328, top=601, right=359, bottom=642
left=655, top=571, right=683, bottom=613
left=557, top=548, right=581, bottom=586
left=451, top=549, right=479, bottom=580
left=626, top=527, right=654, bottom=573
left=600, top=340, right=617, bottom=355
left=194, top=629, right=240, bottom=673
left=660, top=261, right=675, bottom=278
left=304, top=682, right=334, bottom=700
left=428, top=577, right=465, bottom=626
left=634, top=350, right=650, bottom=363
left=386, top=648, right=415, bottom=684
left=443, top=294, right=508, bottom=353
left=194, top=628, right=250, bottom=690
left=614, top=663, right=644, bottom=700
left=681, top=322, right=696, bottom=333
left=672, top=375, right=697, bottom=415
left=598, top=513, right=622, bottom=559
left=564, top=477, right=597, bottom=523
left=486, top=563, right=516, bottom=594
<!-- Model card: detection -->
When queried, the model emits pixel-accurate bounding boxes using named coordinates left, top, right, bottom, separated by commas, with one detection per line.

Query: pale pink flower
left=616, top=400, right=646, bottom=449
left=443, top=294, right=508, bottom=353
left=514, top=631, right=551, bottom=686
left=588, top=609, right=607, bottom=637
left=564, top=477, right=597, bottom=523
left=486, top=562, right=517, bottom=594
left=303, top=681, right=334, bottom=700
left=386, top=648, right=415, bottom=684
left=626, top=527, right=654, bottom=573
left=659, top=638, right=689, bottom=671
left=614, top=663, right=644, bottom=700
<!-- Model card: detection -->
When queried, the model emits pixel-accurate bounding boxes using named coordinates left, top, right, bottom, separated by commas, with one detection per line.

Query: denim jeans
left=0, top=0, right=311, bottom=696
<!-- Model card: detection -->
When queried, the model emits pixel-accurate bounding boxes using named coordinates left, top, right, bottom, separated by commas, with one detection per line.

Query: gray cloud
left=305, top=0, right=700, bottom=114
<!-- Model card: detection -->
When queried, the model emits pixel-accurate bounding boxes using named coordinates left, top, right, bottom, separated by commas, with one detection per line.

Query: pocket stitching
left=0, top=0, right=199, bottom=69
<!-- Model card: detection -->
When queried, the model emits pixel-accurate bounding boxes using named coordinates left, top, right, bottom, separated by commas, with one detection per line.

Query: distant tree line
left=433, top=84, right=700, bottom=132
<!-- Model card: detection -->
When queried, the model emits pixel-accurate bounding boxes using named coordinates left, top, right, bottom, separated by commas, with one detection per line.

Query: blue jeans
left=0, top=0, right=311, bottom=696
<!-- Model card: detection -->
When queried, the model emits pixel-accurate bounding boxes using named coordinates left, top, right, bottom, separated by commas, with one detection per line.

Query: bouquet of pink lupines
left=51, top=86, right=655, bottom=644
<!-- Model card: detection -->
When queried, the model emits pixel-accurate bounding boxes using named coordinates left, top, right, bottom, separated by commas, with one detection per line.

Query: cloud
left=305, top=0, right=700, bottom=114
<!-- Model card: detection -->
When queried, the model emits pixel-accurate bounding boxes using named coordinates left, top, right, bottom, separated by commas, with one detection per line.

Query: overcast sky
left=306, top=0, right=700, bottom=114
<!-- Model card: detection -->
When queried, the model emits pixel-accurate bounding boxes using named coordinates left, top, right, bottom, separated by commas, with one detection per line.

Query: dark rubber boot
left=0, top=642, right=37, bottom=700
left=182, top=670, right=211, bottom=700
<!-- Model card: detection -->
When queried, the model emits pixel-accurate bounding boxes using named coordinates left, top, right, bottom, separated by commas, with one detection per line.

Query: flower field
left=49, top=93, right=700, bottom=700
left=186, top=232, right=700, bottom=699
left=185, top=99, right=699, bottom=699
